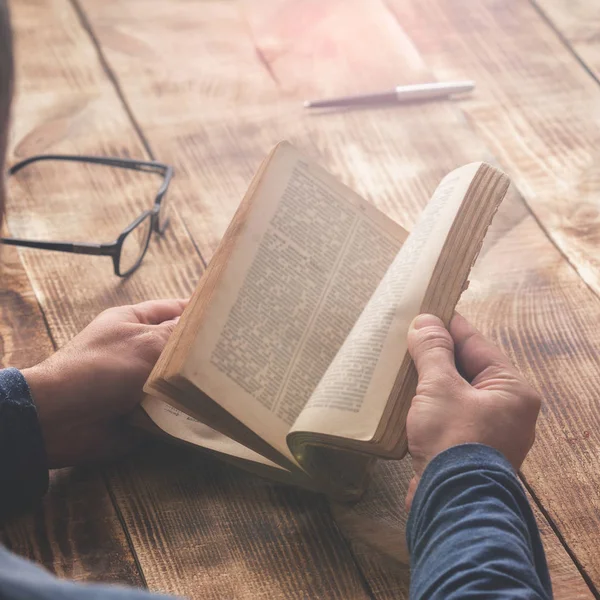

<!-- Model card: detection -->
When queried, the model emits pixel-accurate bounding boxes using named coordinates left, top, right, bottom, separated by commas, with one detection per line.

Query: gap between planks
left=380, top=0, right=600, bottom=309
left=67, top=0, right=374, bottom=596
left=529, top=0, right=600, bottom=90
left=69, top=0, right=599, bottom=596
left=70, top=0, right=154, bottom=162
left=62, top=0, right=153, bottom=588
left=70, top=0, right=209, bottom=270
left=102, top=471, right=150, bottom=590
left=526, top=0, right=600, bottom=305
left=521, top=472, right=600, bottom=600
left=65, top=0, right=207, bottom=588
left=379, top=0, right=600, bottom=594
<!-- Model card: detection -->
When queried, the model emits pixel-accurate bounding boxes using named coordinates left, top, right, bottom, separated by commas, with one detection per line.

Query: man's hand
left=22, top=299, right=187, bottom=468
left=405, top=313, right=541, bottom=511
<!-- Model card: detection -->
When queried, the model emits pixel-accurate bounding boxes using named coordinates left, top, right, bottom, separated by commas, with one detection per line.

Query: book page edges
left=140, top=395, right=285, bottom=469
left=145, top=373, right=300, bottom=471
left=132, top=399, right=325, bottom=493
left=381, top=163, right=510, bottom=458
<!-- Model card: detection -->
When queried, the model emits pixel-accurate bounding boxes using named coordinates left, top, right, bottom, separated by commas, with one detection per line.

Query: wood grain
left=386, top=0, right=600, bottom=300
left=8, top=0, right=203, bottom=344
left=0, top=243, right=52, bottom=370
left=8, top=1, right=374, bottom=597
left=534, top=0, right=600, bottom=80
left=1, top=466, right=143, bottom=586
left=331, top=461, right=412, bottom=600
left=217, top=2, right=600, bottom=595
left=530, top=492, right=595, bottom=600
left=383, top=0, right=600, bottom=587
left=79, top=0, right=597, bottom=596
left=78, top=0, right=470, bottom=255
left=0, top=240, right=142, bottom=585
left=461, top=214, right=600, bottom=596
left=109, top=442, right=370, bottom=599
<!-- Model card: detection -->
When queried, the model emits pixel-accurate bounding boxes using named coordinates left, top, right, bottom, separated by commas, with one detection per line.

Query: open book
left=140, top=142, right=509, bottom=500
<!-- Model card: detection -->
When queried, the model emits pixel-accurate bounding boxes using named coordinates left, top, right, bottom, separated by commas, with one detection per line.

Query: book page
left=141, top=396, right=285, bottom=469
left=290, top=163, right=484, bottom=443
left=181, top=143, right=406, bottom=459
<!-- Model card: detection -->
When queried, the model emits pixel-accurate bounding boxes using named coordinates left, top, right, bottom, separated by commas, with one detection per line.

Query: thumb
left=407, top=314, right=457, bottom=381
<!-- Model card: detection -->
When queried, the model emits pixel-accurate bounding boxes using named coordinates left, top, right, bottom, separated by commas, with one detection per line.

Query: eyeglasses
left=1, top=154, right=173, bottom=277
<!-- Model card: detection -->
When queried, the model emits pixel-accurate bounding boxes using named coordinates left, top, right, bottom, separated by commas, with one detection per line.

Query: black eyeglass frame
left=0, top=154, right=174, bottom=277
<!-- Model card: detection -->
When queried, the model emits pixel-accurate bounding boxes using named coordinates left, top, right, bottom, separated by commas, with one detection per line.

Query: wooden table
left=1, top=0, right=599, bottom=597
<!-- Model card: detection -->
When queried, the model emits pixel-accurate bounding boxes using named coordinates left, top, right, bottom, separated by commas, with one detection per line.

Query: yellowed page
left=141, top=396, right=285, bottom=469
left=181, top=143, right=406, bottom=461
left=291, top=163, right=482, bottom=442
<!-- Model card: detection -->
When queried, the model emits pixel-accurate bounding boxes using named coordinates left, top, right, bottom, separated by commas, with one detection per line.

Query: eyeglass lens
left=120, top=214, right=152, bottom=275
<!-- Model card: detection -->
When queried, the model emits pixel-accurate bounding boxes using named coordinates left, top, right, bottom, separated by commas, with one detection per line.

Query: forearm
left=0, top=368, right=48, bottom=520
left=407, top=444, right=552, bottom=599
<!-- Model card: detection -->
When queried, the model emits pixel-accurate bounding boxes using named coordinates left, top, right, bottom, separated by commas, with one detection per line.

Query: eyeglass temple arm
left=9, top=155, right=171, bottom=177
left=0, top=237, right=115, bottom=256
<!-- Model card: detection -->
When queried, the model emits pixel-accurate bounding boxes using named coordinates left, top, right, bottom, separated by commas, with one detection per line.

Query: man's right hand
left=405, top=313, right=541, bottom=511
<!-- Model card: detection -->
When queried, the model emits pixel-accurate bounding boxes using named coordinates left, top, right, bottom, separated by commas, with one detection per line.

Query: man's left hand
left=23, top=299, right=186, bottom=468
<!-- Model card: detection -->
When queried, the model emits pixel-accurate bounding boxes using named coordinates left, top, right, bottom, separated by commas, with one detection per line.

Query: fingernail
left=410, top=314, right=440, bottom=331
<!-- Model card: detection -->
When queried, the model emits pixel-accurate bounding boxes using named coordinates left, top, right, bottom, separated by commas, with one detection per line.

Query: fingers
left=450, top=313, right=514, bottom=383
left=130, top=299, right=188, bottom=325
left=407, top=314, right=459, bottom=382
left=157, top=316, right=180, bottom=338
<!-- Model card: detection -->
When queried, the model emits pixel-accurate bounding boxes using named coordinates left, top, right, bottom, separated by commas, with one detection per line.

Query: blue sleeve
left=407, top=444, right=552, bottom=599
left=0, top=367, right=177, bottom=598
left=0, top=368, right=49, bottom=519
left=0, top=546, right=176, bottom=599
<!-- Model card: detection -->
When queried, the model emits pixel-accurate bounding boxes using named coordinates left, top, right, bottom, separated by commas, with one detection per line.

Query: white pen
left=303, top=80, right=475, bottom=109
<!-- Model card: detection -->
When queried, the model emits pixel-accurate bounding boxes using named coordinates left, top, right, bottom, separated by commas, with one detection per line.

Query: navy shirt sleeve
left=0, top=367, right=177, bottom=598
left=0, top=367, right=49, bottom=519
left=0, top=546, right=176, bottom=599
left=407, top=443, right=552, bottom=599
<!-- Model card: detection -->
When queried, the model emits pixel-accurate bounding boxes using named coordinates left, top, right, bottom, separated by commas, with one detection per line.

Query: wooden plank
left=461, top=215, right=600, bottom=597
left=533, top=0, right=600, bottom=80
left=383, top=0, right=600, bottom=588
left=79, top=0, right=597, bottom=596
left=1, top=466, right=144, bottom=586
left=331, top=461, right=412, bottom=600
left=8, top=0, right=203, bottom=343
left=385, top=0, right=600, bottom=299
left=77, top=0, right=462, bottom=253
left=0, top=244, right=52, bottom=369
left=0, top=242, right=143, bottom=586
left=530, top=493, right=595, bottom=600
left=8, top=1, right=371, bottom=597
left=110, top=442, right=370, bottom=599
